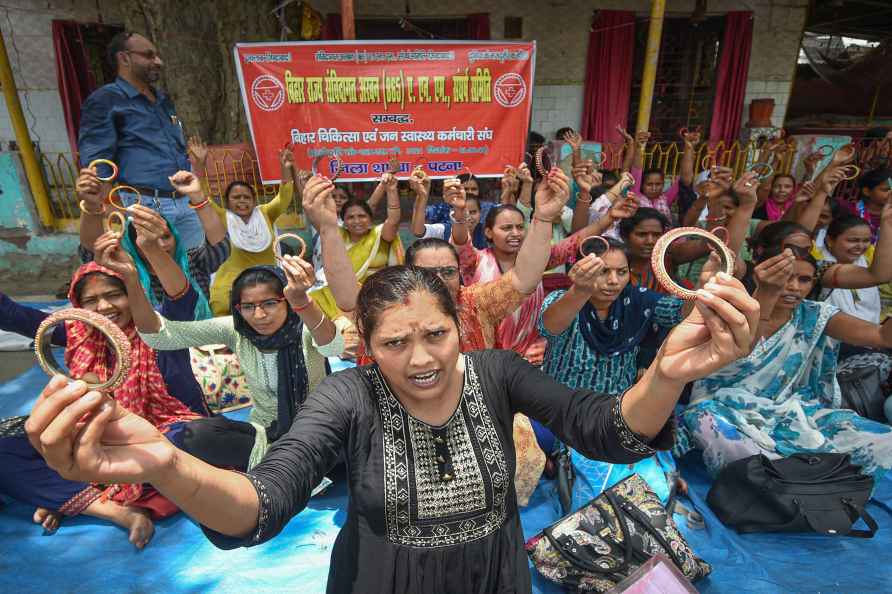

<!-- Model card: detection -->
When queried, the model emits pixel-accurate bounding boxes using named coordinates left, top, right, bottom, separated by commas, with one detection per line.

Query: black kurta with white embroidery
left=204, top=350, right=674, bottom=593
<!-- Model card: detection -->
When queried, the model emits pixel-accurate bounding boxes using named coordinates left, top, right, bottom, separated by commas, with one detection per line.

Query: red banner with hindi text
left=233, top=40, right=536, bottom=183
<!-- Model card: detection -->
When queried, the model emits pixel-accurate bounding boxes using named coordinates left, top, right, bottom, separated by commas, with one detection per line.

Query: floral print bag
left=189, top=344, right=252, bottom=413
left=525, top=474, right=710, bottom=591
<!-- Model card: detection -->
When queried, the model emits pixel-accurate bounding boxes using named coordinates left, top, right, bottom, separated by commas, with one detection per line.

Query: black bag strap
left=736, top=498, right=878, bottom=538
left=611, top=491, right=687, bottom=569
left=543, top=490, right=634, bottom=575
left=842, top=498, right=879, bottom=539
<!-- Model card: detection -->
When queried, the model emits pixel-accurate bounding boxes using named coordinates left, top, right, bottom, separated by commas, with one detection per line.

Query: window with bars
left=627, top=16, right=725, bottom=142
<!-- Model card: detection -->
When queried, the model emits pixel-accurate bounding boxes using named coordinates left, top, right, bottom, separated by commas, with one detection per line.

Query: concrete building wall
left=0, top=153, right=79, bottom=287
left=0, top=0, right=126, bottom=156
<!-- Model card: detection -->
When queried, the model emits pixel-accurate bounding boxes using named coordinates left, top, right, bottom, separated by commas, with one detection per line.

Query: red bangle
left=291, top=297, right=313, bottom=313
left=188, top=198, right=210, bottom=210
left=704, top=215, right=726, bottom=223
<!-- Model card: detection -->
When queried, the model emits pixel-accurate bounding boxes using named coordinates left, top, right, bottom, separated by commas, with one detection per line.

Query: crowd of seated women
left=4, top=125, right=892, bottom=587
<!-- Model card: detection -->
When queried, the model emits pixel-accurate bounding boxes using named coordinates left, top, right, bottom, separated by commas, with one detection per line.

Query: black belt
left=127, top=186, right=178, bottom=199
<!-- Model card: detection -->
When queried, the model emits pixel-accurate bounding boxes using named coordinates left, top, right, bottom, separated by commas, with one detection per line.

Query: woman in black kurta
left=208, top=348, right=674, bottom=592
left=26, top=258, right=760, bottom=594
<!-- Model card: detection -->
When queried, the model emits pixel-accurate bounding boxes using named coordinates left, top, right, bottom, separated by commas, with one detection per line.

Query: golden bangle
left=107, top=185, right=140, bottom=210
left=750, top=162, right=774, bottom=181
left=273, top=233, right=307, bottom=260
left=651, top=227, right=735, bottom=300
left=34, top=308, right=132, bottom=392
left=839, top=164, right=861, bottom=181
left=103, top=211, right=127, bottom=234
left=79, top=200, right=107, bottom=216
left=88, top=159, right=119, bottom=183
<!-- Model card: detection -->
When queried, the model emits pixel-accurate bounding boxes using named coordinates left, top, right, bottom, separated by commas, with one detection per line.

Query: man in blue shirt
left=78, top=31, right=205, bottom=250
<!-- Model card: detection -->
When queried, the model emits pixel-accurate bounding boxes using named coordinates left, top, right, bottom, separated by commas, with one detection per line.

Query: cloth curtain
left=52, top=20, right=96, bottom=158
left=708, top=12, right=754, bottom=144
left=580, top=11, right=635, bottom=144
left=468, top=13, right=491, bottom=40
left=323, top=13, right=342, bottom=40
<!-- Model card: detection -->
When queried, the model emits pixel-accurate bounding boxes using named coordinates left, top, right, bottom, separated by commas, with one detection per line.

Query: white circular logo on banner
left=493, top=73, right=526, bottom=108
left=251, top=75, right=285, bottom=112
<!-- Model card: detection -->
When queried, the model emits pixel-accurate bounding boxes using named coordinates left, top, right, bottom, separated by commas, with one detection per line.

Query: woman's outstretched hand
left=25, top=376, right=174, bottom=485
left=655, top=272, right=760, bottom=384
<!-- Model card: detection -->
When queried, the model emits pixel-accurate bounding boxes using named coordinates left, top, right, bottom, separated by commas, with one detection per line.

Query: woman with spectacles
left=136, top=176, right=359, bottom=472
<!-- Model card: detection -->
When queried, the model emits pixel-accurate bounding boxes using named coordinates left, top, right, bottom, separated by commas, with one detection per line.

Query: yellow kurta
left=209, top=183, right=295, bottom=315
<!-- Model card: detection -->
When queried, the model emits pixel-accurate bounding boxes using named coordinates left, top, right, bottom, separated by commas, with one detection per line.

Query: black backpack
left=707, top=453, right=877, bottom=538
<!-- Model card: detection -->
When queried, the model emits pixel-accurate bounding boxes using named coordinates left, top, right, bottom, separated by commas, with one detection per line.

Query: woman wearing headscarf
left=137, top=175, right=358, bottom=471
left=0, top=239, right=206, bottom=547
left=76, top=170, right=229, bottom=311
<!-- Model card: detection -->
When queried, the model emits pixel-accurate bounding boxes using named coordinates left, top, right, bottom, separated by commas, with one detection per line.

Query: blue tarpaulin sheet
left=1, top=356, right=890, bottom=593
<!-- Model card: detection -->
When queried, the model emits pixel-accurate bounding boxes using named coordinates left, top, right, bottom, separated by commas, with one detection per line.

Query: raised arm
left=280, top=254, right=337, bottom=347
left=506, top=168, right=572, bottom=294
left=297, top=176, right=359, bottom=313
left=367, top=175, right=388, bottom=214
left=516, top=163, right=534, bottom=208
left=826, top=312, right=892, bottom=350
left=380, top=173, right=401, bottom=243
left=823, top=198, right=892, bottom=289
left=447, top=178, right=471, bottom=247
left=500, top=166, right=520, bottom=205
left=187, top=135, right=213, bottom=198
left=747, top=250, right=795, bottom=342
left=409, top=169, right=432, bottom=238
left=541, top=255, right=604, bottom=335
left=261, top=149, right=297, bottom=222
left=76, top=167, right=113, bottom=254
left=125, top=205, right=190, bottom=299
left=92, top=231, right=161, bottom=333
left=631, top=130, right=650, bottom=170
left=679, top=129, right=700, bottom=188
left=617, top=126, right=636, bottom=172
left=794, top=170, right=844, bottom=232
left=169, top=171, right=227, bottom=245
left=570, top=159, right=602, bottom=233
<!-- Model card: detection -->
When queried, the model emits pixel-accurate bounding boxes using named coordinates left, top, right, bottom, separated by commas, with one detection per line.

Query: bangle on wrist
left=533, top=215, right=553, bottom=224
left=188, top=198, right=211, bottom=210
left=291, top=297, right=313, bottom=313
left=166, top=283, right=190, bottom=301
left=79, top=200, right=107, bottom=216
left=704, top=214, right=726, bottom=223
left=309, top=314, right=327, bottom=332
left=575, top=192, right=592, bottom=204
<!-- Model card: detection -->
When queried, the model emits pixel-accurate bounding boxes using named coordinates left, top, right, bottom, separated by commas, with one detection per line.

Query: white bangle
left=309, top=314, right=327, bottom=332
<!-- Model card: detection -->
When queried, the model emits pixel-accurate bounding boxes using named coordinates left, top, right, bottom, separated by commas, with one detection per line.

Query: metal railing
left=36, top=138, right=892, bottom=230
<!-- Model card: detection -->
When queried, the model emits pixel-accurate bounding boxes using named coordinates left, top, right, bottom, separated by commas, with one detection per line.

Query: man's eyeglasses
left=127, top=49, right=161, bottom=61
left=235, top=298, right=285, bottom=316
left=422, top=266, right=459, bottom=280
